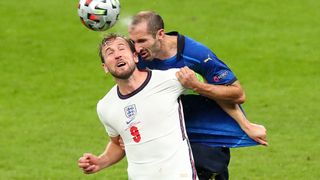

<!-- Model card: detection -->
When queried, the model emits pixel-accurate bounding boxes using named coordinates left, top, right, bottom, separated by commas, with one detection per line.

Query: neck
left=157, top=35, right=177, bottom=60
left=116, top=70, right=148, bottom=95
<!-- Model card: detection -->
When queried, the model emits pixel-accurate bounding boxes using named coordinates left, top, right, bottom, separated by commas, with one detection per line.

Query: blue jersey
left=137, top=32, right=257, bottom=148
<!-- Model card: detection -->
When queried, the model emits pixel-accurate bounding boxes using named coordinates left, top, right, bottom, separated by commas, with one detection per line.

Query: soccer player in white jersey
left=78, top=34, right=198, bottom=180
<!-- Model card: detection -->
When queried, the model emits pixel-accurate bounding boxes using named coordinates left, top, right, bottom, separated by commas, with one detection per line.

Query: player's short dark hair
left=131, top=11, right=164, bottom=37
left=99, top=33, right=136, bottom=63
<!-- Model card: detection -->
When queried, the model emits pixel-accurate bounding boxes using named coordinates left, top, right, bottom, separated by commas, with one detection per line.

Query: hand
left=118, top=137, right=125, bottom=150
left=78, top=153, right=102, bottom=174
left=176, top=66, right=201, bottom=90
left=244, top=123, right=268, bottom=146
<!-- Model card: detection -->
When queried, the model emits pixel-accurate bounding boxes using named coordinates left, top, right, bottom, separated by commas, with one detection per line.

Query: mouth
left=140, top=49, right=149, bottom=59
left=116, top=61, right=126, bottom=67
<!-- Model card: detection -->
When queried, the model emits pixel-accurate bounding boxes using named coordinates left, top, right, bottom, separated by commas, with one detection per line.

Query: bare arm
left=216, top=101, right=268, bottom=145
left=176, top=67, right=245, bottom=104
left=176, top=66, right=268, bottom=145
left=194, top=81, right=245, bottom=104
left=98, top=136, right=126, bottom=168
left=78, top=136, right=125, bottom=174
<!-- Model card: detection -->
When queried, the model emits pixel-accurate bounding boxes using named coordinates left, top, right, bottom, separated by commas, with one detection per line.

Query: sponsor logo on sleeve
left=213, top=71, right=228, bottom=82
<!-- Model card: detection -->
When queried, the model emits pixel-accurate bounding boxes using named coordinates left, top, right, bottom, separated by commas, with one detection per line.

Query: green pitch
left=1, top=0, right=319, bottom=179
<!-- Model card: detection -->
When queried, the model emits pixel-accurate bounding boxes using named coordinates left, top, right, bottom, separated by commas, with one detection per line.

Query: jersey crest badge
left=124, top=104, right=137, bottom=123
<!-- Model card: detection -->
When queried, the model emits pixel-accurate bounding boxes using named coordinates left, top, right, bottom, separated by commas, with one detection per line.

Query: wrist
left=192, top=81, right=205, bottom=93
left=97, top=155, right=110, bottom=169
left=241, top=122, right=252, bottom=133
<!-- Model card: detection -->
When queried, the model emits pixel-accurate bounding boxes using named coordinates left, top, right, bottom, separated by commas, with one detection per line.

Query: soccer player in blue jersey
left=128, top=11, right=268, bottom=180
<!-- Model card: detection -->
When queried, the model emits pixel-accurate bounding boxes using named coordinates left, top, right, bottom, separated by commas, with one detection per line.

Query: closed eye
left=136, top=39, right=147, bottom=44
left=118, top=44, right=126, bottom=51
left=106, top=49, right=114, bottom=55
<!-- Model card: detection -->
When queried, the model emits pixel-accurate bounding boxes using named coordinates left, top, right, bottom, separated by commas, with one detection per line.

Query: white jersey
left=97, top=69, right=197, bottom=180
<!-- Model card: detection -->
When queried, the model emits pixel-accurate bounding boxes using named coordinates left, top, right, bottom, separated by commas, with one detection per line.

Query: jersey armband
left=183, top=73, right=206, bottom=95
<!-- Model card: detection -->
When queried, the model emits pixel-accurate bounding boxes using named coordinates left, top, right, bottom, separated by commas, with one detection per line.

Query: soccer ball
left=78, top=0, right=120, bottom=31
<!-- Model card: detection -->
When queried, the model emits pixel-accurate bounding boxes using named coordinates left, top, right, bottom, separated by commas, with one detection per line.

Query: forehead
left=103, top=37, right=129, bottom=49
left=129, top=21, right=151, bottom=38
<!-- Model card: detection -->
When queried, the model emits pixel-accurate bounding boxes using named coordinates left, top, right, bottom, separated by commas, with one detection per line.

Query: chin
left=113, top=72, right=132, bottom=79
left=143, top=56, right=154, bottom=61
left=112, top=67, right=136, bottom=79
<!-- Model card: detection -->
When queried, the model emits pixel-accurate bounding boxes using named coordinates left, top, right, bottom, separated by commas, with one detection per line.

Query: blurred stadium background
left=0, top=0, right=319, bottom=179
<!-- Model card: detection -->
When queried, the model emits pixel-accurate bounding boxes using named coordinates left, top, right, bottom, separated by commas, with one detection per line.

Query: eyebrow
left=104, top=43, right=127, bottom=52
left=105, top=47, right=112, bottom=52
left=117, top=43, right=126, bottom=47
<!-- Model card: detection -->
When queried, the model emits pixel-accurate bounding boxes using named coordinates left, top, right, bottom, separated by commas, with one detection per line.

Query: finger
left=83, top=153, right=94, bottom=160
left=176, top=71, right=184, bottom=80
left=84, top=165, right=96, bottom=173
left=256, top=138, right=267, bottom=146
left=175, top=71, right=179, bottom=77
left=83, top=153, right=91, bottom=158
left=175, top=71, right=181, bottom=79
left=78, top=156, right=89, bottom=163
left=180, top=67, right=188, bottom=75
left=83, top=168, right=94, bottom=174
left=256, top=138, right=268, bottom=146
left=183, top=66, right=192, bottom=73
left=78, top=162, right=90, bottom=168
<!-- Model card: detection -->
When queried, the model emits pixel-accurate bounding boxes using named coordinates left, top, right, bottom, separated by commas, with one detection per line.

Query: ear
left=157, top=29, right=165, bottom=40
left=133, top=52, right=139, bottom=63
left=102, top=63, right=109, bottom=73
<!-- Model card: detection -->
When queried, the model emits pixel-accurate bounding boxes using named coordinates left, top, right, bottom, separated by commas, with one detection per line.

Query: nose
left=114, top=49, right=122, bottom=59
left=135, top=44, right=142, bottom=53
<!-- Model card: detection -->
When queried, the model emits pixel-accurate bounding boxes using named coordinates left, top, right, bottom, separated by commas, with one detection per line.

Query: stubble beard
left=142, top=41, right=161, bottom=61
left=110, top=65, right=136, bottom=80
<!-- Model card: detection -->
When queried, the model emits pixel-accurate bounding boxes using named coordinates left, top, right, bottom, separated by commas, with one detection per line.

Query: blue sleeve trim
left=226, top=77, right=238, bottom=85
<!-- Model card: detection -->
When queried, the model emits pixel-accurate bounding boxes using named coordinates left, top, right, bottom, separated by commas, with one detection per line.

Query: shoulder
left=151, top=69, right=179, bottom=80
left=149, top=69, right=184, bottom=94
left=179, top=35, right=220, bottom=67
left=97, top=85, right=117, bottom=109
left=149, top=69, right=181, bottom=89
left=183, top=36, right=214, bottom=57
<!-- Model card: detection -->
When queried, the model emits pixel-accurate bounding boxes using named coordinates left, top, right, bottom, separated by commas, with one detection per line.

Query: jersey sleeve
left=199, top=51, right=237, bottom=85
left=97, top=101, right=119, bottom=137
left=183, top=37, right=237, bottom=85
